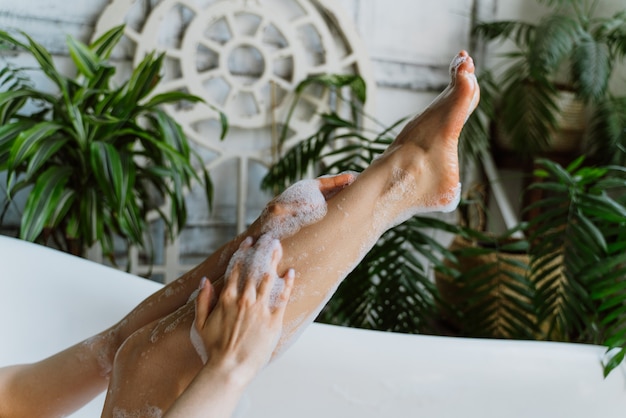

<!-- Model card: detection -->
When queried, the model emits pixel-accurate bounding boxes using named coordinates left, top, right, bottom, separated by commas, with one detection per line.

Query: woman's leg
left=102, top=51, right=479, bottom=416
left=107, top=172, right=357, bottom=348
left=0, top=169, right=354, bottom=418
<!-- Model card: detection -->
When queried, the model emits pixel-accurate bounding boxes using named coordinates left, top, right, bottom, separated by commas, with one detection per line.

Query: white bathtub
left=1, top=234, right=625, bottom=417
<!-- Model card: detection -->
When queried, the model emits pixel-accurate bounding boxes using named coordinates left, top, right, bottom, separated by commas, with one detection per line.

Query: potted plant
left=0, top=25, right=224, bottom=262
left=471, top=0, right=626, bottom=162
left=433, top=186, right=536, bottom=340
left=437, top=157, right=626, bottom=376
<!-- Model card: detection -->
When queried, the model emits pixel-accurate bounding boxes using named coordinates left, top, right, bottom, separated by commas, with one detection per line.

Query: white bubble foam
left=450, top=53, right=467, bottom=75
left=190, top=319, right=208, bottom=364
left=113, top=405, right=162, bottom=418
left=224, top=235, right=286, bottom=307
left=261, top=179, right=327, bottom=239
left=80, top=332, right=114, bottom=378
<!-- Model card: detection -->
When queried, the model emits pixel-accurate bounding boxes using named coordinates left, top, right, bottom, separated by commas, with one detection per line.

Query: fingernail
left=199, top=277, right=207, bottom=289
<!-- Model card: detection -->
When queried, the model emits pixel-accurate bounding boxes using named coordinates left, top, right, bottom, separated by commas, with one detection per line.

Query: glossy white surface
left=1, top=235, right=625, bottom=417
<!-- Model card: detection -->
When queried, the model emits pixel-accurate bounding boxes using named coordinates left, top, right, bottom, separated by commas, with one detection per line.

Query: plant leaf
left=8, top=121, right=63, bottom=173
left=20, top=165, right=72, bottom=242
left=89, top=142, right=125, bottom=211
left=66, top=34, right=100, bottom=78
left=571, top=33, right=611, bottom=101
left=530, top=14, right=580, bottom=75
left=89, top=25, right=125, bottom=59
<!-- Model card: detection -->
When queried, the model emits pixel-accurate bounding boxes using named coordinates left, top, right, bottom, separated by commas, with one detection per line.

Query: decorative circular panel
left=92, top=0, right=375, bottom=281
left=95, top=0, right=375, bottom=132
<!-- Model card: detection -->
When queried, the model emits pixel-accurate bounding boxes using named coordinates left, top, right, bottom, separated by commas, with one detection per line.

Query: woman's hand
left=165, top=237, right=295, bottom=418
left=194, top=236, right=295, bottom=386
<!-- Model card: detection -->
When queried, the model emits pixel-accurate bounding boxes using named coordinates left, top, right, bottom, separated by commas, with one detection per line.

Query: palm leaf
left=571, top=33, right=611, bottom=101
left=473, top=20, right=536, bottom=50
left=0, top=89, right=48, bottom=124
left=123, top=52, right=163, bottom=106
left=595, top=10, right=626, bottom=60
left=584, top=96, right=626, bottom=165
left=527, top=159, right=626, bottom=360
left=24, top=136, right=69, bottom=179
left=0, top=121, right=35, bottom=167
left=20, top=32, right=69, bottom=99
left=1, top=24, right=215, bottom=259
left=320, top=216, right=446, bottom=334
left=530, top=14, right=580, bottom=75
left=496, top=65, right=559, bottom=156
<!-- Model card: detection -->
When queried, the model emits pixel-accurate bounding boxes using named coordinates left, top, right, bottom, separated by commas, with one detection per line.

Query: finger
left=241, top=265, right=258, bottom=302
left=208, top=281, right=218, bottom=312
left=194, top=277, right=213, bottom=329
left=266, top=239, right=283, bottom=275
left=223, top=259, right=242, bottom=301
left=317, top=172, right=356, bottom=200
left=256, top=239, right=282, bottom=301
left=281, top=269, right=296, bottom=299
left=239, top=235, right=254, bottom=250
left=256, top=271, right=274, bottom=303
left=274, top=268, right=295, bottom=315
left=235, top=236, right=255, bottom=287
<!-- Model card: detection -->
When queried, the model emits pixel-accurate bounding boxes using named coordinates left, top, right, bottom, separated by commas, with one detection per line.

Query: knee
left=112, top=323, right=159, bottom=379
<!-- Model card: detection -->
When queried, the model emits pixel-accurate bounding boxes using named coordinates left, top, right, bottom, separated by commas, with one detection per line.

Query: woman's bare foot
left=375, top=50, right=479, bottom=222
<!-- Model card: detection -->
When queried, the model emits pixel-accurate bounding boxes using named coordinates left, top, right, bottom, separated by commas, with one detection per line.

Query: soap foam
left=258, top=172, right=358, bottom=240
left=450, top=53, right=467, bottom=75
left=261, top=179, right=328, bottom=239
left=224, top=234, right=286, bottom=307
left=80, top=332, right=115, bottom=378
left=189, top=173, right=360, bottom=363
left=112, top=405, right=163, bottom=418
left=189, top=319, right=208, bottom=364
left=191, top=236, right=289, bottom=363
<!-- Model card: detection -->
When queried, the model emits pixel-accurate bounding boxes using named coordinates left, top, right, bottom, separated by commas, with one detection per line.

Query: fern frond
left=594, top=10, right=626, bottom=60
left=320, top=216, right=451, bottom=334
left=530, top=14, right=580, bottom=75
left=584, top=96, right=626, bottom=165
left=497, top=67, right=559, bottom=156
left=571, top=33, right=612, bottom=101
left=473, top=20, right=536, bottom=50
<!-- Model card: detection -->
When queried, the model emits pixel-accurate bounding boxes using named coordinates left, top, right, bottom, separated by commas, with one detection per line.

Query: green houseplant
left=471, top=0, right=626, bottom=162
left=0, top=25, right=221, bottom=261
left=438, top=157, right=626, bottom=375
left=527, top=158, right=626, bottom=374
